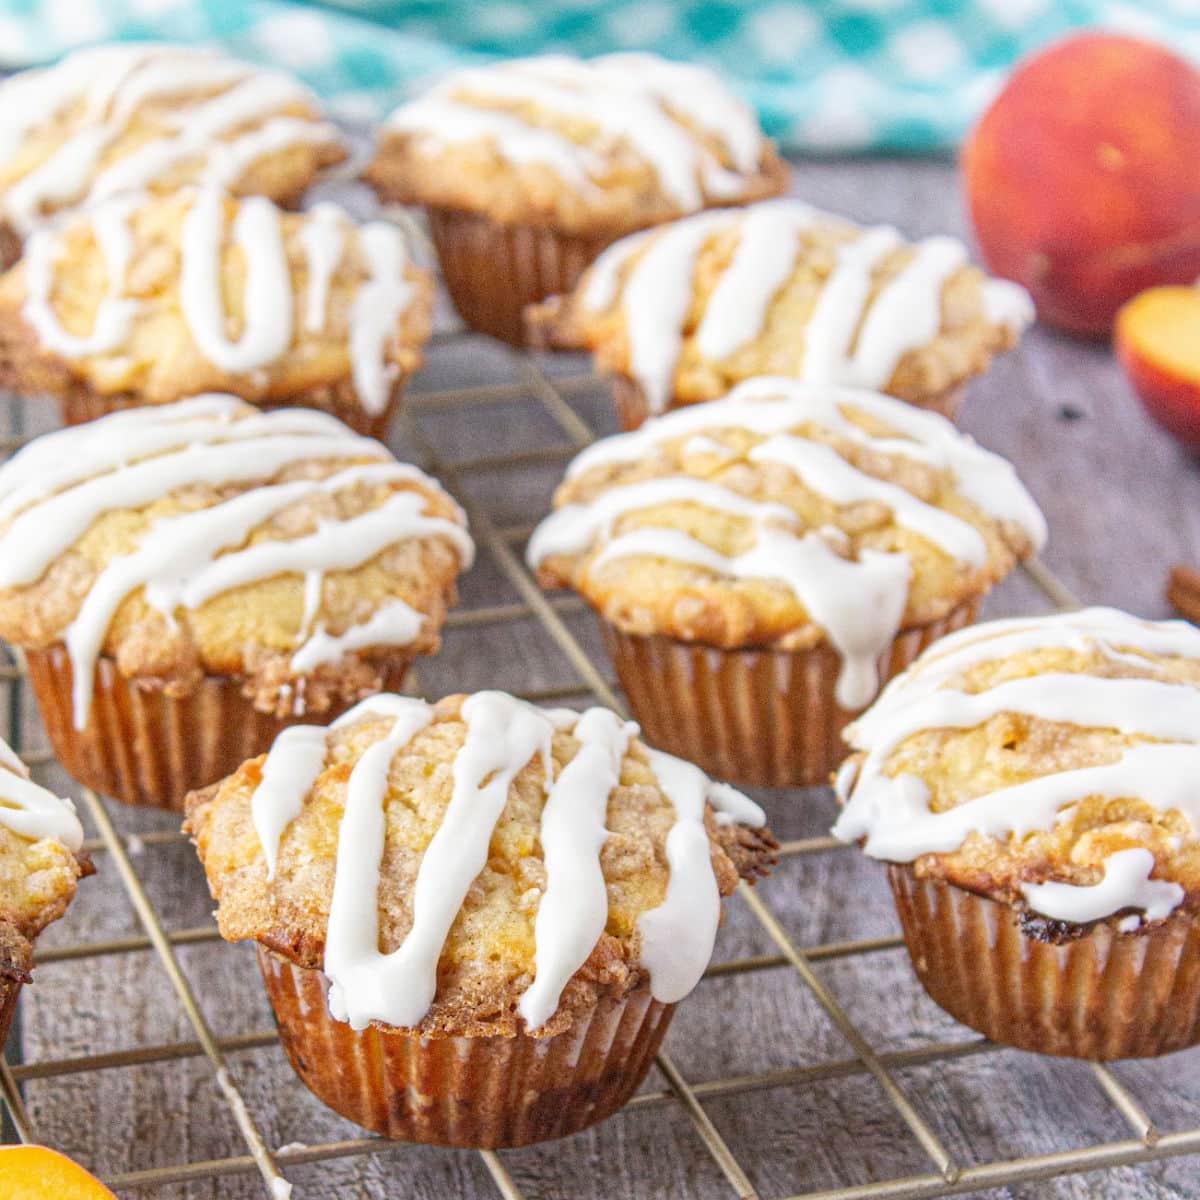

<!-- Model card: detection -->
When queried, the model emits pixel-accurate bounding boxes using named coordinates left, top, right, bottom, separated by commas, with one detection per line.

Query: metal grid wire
left=2, top=330, right=1199, bottom=1198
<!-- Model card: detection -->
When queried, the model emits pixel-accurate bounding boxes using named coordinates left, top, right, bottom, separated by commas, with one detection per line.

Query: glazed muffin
left=834, top=607, right=1200, bottom=1060
left=529, top=377, right=1045, bottom=786
left=0, top=43, right=344, bottom=264
left=0, top=396, right=473, bottom=809
left=185, top=690, right=775, bottom=1146
left=0, top=187, right=431, bottom=437
left=0, top=738, right=90, bottom=1047
left=366, top=53, right=787, bottom=344
left=528, top=199, right=1034, bottom=428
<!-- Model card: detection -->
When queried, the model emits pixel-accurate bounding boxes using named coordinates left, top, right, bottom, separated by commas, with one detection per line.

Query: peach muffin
left=0, top=396, right=473, bottom=809
left=0, top=42, right=343, bottom=264
left=529, top=199, right=1034, bottom=428
left=0, top=737, right=90, bottom=1046
left=835, top=608, right=1200, bottom=1059
left=186, top=690, right=775, bottom=1146
left=366, top=53, right=787, bottom=343
left=529, top=377, right=1045, bottom=786
left=0, top=187, right=431, bottom=437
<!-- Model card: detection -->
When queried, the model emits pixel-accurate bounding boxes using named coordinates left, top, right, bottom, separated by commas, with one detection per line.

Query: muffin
left=0, top=42, right=344, bottom=264
left=529, top=376, right=1045, bottom=786
left=0, top=396, right=473, bottom=809
left=185, top=690, right=776, bottom=1146
left=528, top=199, right=1034, bottom=429
left=0, top=737, right=90, bottom=1047
left=834, top=607, right=1200, bottom=1059
left=366, top=53, right=788, bottom=344
left=0, top=187, right=432, bottom=437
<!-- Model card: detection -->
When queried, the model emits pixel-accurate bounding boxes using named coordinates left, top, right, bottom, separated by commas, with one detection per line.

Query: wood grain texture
left=4, top=158, right=1199, bottom=1200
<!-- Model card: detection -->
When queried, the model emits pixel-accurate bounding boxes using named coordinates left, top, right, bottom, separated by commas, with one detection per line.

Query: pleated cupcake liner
left=427, top=206, right=614, bottom=346
left=610, top=373, right=967, bottom=432
left=24, top=645, right=408, bottom=811
left=55, top=377, right=409, bottom=440
left=257, top=946, right=675, bottom=1148
left=888, top=864, right=1200, bottom=1060
left=600, top=599, right=979, bottom=788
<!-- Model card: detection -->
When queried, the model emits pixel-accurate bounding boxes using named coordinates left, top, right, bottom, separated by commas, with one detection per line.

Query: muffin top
left=186, top=690, right=775, bottom=1035
left=530, top=378, right=1045, bottom=709
left=0, top=187, right=431, bottom=413
left=834, top=608, right=1200, bottom=930
left=0, top=737, right=88, bottom=985
left=0, top=43, right=343, bottom=237
left=0, top=396, right=473, bottom=727
left=529, top=199, right=1034, bottom=415
left=366, top=54, right=787, bottom=235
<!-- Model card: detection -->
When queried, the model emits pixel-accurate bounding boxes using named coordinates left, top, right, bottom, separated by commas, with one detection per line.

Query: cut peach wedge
left=0, top=1145, right=116, bottom=1200
left=1116, top=286, right=1200, bottom=450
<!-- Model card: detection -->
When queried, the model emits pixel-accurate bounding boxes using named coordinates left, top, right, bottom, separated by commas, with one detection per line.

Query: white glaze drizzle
left=386, top=98, right=601, bottom=189
left=1019, top=849, right=1183, bottom=924
left=298, top=203, right=345, bottom=334
left=348, top=224, right=414, bottom=415
left=694, top=201, right=817, bottom=361
left=249, top=693, right=764, bottom=1030
left=0, top=736, right=83, bottom=851
left=533, top=378, right=1043, bottom=708
left=527, top=476, right=796, bottom=565
left=517, top=707, right=637, bottom=1030
left=833, top=608, right=1200, bottom=924
left=596, top=525, right=911, bottom=708
left=848, top=236, right=966, bottom=387
left=180, top=188, right=292, bottom=373
left=290, top=598, right=425, bottom=674
left=636, top=749, right=723, bottom=1003
left=576, top=204, right=1032, bottom=407
left=747, top=435, right=988, bottom=566
left=0, top=399, right=471, bottom=726
left=19, top=190, right=419, bottom=415
left=623, top=211, right=735, bottom=413
left=388, top=53, right=767, bottom=208
left=0, top=45, right=339, bottom=233
left=21, top=194, right=140, bottom=357
left=563, top=378, right=1047, bottom=546
left=251, top=725, right=331, bottom=880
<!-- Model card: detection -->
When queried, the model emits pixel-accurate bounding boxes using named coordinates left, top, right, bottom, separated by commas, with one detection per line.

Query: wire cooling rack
left=2, top=331, right=1199, bottom=1199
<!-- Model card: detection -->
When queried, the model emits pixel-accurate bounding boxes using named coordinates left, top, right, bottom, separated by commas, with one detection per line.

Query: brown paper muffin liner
left=600, top=599, right=979, bottom=788
left=257, top=946, right=674, bottom=1147
left=427, top=206, right=614, bottom=346
left=610, top=374, right=967, bottom=432
left=888, top=865, right=1200, bottom=1059
left=55, top=376, right=409, bottom=441
left=24, top=645, right=408, bottom=811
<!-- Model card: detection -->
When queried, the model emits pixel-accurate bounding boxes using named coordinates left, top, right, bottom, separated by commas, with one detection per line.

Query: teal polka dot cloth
left=0, top=0, right=1195, bottom=152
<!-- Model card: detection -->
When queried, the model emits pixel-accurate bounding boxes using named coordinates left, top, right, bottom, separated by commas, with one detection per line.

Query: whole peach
left=962, top=33, right=1200, bottom=337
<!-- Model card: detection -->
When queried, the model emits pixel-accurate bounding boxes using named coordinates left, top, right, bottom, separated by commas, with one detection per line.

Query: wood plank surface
left=5, top=158, right=1200, bottom=1200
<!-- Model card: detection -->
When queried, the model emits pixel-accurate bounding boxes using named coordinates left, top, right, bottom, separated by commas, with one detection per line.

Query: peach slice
left=0, top=1145, right=116, bottom=1200
left=1116, top=286, right=1200, bottom=449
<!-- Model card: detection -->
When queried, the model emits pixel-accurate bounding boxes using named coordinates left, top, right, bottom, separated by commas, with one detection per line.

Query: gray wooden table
left=4, top=159, right=1199, bottom=1200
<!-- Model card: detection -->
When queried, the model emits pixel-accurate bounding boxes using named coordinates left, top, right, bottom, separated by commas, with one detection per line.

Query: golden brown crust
left=534, top=397, right=1036, bottom=651
left=0, top=190, right=431, bottom=413
left=367, top=135, right=789, bottom=237
left=844, top=641, right=1200, bottom=904
left=0, top=48, right=344, bottom=232
left=528, top=214, right=1023, bottom=409
left=0, top=826, right=91, bottom=982
left=185, top=693, right=776, bottom=1037
left=0, top=407, right=470, bottom=709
